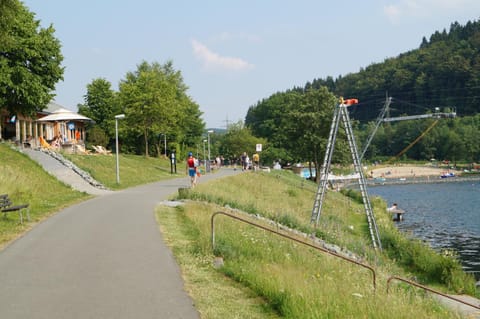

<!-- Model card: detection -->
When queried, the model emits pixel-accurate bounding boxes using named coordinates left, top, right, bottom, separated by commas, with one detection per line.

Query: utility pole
left=223, top=115, right=230, bottom=130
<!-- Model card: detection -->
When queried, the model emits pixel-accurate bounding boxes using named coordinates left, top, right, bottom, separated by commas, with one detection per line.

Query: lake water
left=368, top=181, right=480, bottom=279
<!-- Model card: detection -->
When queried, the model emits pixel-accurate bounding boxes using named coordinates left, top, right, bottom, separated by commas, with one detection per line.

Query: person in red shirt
left=186, top=152, right=198, bottom=187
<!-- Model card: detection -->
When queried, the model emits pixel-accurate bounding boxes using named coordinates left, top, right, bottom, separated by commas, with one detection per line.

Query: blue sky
left=22, top=0, right=480, bottom=128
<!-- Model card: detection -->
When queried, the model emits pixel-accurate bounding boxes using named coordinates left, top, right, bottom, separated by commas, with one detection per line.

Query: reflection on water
left=369, top=181, right=480, bottom=278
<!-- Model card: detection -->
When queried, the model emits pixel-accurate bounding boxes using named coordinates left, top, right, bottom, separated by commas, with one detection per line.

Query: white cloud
left=384, top=0, right=480, bottom=23
left=384, top=4, right=402, bottom=23
left=191, top=39, right=254, bottom=71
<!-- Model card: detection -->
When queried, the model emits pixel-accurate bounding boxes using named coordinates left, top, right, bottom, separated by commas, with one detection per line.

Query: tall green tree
left=118, top=60, right=203, bottom=157
left=246, top=86, right=341, bottom=181
left=0, top=1, right=64, bottom=116
left=246, top=91, right=300, bottom=145
left=284, top=88, right=338, bottom=181
left=78, top=78, right=121, bottom=141
left=172, top=94, right=204, bottom=158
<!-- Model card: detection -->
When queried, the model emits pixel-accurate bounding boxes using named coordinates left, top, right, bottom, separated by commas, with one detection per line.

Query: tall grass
left=178, top=171, right=379, bottom=260
left=157, top=204, right=281, bottom=318
left=157, top=169, right=477, bottom=317
left=157, top=198, right=464, bottom=318
left=178, top=171, right=475, bottom=293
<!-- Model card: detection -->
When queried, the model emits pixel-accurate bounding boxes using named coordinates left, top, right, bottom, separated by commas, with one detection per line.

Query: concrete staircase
left=21, top=148, right=112, bottom=196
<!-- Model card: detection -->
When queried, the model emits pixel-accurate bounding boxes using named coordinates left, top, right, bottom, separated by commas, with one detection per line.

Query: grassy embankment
left=0, top=143, right=89, bottom=247
left=0, top=143, right=177, bottom=247
left=157, top=170, right=478, bottom=318
left=1, top=143, right=477, bottom=317
left=62, top=152, right=179, bottom=190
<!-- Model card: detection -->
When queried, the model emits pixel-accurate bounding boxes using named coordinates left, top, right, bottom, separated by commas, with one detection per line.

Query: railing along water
left=211, top=211, right=376, bottom=291
left=387, top=276, right=480, bottom=310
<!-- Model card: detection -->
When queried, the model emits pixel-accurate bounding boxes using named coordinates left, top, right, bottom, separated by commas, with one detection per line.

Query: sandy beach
left=368, top=164, right=453, bottom=179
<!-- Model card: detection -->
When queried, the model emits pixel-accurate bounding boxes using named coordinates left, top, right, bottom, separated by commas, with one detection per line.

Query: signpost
left=114, top=114, right=125, bottom=184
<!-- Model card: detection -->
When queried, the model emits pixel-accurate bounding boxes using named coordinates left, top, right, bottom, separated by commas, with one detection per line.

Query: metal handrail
left=211, top=211, right=376, bottom=291
left=386, top=276, right=480, bottom=310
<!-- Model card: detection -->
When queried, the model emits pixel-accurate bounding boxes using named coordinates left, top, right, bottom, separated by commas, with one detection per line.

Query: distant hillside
left=305, top=19, right=480, bottom=121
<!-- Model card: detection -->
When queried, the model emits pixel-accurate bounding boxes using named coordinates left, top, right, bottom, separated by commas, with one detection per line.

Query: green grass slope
left=0, top=143, right=89, bottom=247
left=157, top=170, right=477, bottom=318
left=63, top=153, right=178, bottom=190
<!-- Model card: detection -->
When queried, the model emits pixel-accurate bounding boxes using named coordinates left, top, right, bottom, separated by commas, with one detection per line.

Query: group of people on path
left=185, top=152, right=223, bottom=187
left=240, top=151, right=260, bottom=171
left=186, top=150, right=261, bottom=187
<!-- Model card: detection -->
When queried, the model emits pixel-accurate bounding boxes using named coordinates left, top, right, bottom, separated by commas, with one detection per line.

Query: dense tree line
left=247, top=89, right=480, bottom=168
left=306, top=19, right=480, bottom=122
left=356, top=113, right=480, bottom=164
left=246, top=19, right=480, bottom=168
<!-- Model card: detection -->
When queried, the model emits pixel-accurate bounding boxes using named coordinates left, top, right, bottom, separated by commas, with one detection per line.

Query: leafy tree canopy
left=218, top=121, right=266, bottom=163
left=0, top=0, right=64, bottom=116
left=246, top=86, right=343, bottom=179
left=0, top=0, right=18, bottom=46
left=78, top=78, right=121, bottom=139
left=118, top=60, right=204, bottom=157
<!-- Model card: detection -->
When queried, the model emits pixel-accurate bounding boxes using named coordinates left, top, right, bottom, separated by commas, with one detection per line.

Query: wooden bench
left=0, top=194, right=30, bottom=224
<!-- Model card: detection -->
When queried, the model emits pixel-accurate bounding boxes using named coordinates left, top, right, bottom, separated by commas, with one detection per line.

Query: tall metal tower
left=310, top=98, right=382, bottom=251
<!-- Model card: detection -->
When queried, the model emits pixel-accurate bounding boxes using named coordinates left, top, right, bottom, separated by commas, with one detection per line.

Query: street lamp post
left=115, top=114, right=125, bottom=184
left=207, top=130, right=214, bottom=172
left=203, top=139, right=207, bottom=173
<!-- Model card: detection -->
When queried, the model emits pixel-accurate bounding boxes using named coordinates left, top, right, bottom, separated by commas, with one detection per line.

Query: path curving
left=0, top=161, right=240, bottom=318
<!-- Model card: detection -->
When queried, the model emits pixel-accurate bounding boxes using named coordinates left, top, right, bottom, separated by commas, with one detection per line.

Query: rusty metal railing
left=211, top=211, right=376, bottom=291
left=386, top=275, right=480, bottom=310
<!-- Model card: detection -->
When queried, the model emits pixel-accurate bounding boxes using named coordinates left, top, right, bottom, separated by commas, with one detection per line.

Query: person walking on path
left=252, top=152, right=260, bottom=171
left=186, top=151, right=198, bottom=188
left=241, top=152, right=248, bottom=171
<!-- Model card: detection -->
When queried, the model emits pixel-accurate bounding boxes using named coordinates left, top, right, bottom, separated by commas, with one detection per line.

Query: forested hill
left=304, top=19, right=480, bottom=122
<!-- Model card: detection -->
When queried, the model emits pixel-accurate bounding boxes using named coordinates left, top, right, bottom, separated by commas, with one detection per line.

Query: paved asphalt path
left=0, top=165, right=240, bottom=319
